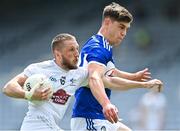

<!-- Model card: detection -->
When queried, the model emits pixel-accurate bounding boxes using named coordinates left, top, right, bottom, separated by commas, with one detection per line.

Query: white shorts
left=71, top=117, right=131, bottom=131
left=20, top=112, right=64, bottom=131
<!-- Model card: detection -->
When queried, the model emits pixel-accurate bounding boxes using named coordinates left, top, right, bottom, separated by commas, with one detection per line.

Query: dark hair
left=103, top=2, right=133, bottom=23
left=51, top=33, right=76, bottom=51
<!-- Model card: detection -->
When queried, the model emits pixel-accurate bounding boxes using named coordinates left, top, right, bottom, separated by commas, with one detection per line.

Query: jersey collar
left=97, top=32, right=112, bottom=48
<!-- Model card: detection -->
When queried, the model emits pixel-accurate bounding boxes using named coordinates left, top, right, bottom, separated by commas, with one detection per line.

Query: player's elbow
left=2, top=85, right=8, bottom=95
left=2, top=83, right=12, bottom=96
left=102, top=76, right=112, bottom=87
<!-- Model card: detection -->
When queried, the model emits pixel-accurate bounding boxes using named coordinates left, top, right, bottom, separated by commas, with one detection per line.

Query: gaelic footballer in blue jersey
left=71, top=2, right=154, bottom=131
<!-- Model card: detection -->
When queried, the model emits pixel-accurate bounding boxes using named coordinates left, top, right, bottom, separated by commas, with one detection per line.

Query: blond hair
left=51, top=33, right=76, bottom=51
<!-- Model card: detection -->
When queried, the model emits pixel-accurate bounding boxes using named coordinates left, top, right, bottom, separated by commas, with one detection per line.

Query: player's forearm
left=89, top=76, right=111, bottom=107
left=111, top=69, right=136, bottom=80
left=88, top=63, right=111, bottom=107
left=103, top=76, right=146, bottom=90
left=3, top=81, right=25, bottom=99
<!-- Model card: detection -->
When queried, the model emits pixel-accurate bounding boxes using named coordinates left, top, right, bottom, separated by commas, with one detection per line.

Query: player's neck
left=54, top=60, right=69, bottom=72
left=98, top=28, right=107, bottom=40
left=98, top=28, right=113, bottom=46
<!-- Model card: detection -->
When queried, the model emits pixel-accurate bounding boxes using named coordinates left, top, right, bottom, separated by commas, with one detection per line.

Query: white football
left=23, top=74, right=53, bottom=105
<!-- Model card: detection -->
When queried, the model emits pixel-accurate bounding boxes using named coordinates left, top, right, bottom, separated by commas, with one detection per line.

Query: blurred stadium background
left=0, top=0, right=180, bottom=130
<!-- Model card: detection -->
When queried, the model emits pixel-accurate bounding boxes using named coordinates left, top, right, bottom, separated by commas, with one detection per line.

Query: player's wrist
left=132, top=73, right=138, bottom=80
left=101, top=98, right=111, bottom=107
left=144, top=81, right=154, bottom=89
left=24, top=91, right=33, bottom=101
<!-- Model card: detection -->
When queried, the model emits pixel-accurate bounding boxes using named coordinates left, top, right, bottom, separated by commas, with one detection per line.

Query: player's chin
left=73, top=65, right=78, bottom=69
left=70, top=64, right=78, bottom=69
left=113, top=41, right=121, bottom=46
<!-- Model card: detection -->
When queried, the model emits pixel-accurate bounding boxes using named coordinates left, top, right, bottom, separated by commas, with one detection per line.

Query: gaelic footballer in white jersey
left=20, top=59, right=88, bottom=131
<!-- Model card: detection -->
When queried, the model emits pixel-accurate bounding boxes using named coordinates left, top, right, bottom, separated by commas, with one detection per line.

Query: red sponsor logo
left=51, top=89, right=71, bottom=105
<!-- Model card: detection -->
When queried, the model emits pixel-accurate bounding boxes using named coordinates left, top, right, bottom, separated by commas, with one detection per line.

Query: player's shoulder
left=84, top=34, right=111, bottom=51
left=70, top=67, right=87, bottom=74
left=27, top=60, right=54, bottom=69
left=77, top=67, right=88, bottom=73
left=69, top=67, right=88, bottom=77
left=83, top=34, right=102, bottom=47
left=91, top=34, right=102, bottom=44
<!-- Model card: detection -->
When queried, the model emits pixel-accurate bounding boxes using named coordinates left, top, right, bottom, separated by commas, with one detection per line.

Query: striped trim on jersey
left=91, top=35, right=112, bottom=51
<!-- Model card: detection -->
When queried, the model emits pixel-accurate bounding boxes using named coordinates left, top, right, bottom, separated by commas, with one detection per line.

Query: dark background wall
left=0, top=0, right=180, bottom=130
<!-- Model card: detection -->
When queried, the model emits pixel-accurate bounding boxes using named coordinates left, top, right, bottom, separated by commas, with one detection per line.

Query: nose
left=121, top=29, right=127, bottom=37
left=74, top=49, right=79, bottom=57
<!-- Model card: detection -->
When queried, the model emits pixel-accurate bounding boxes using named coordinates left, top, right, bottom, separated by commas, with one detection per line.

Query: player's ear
left=54, top=49, right=62, bottom=59
left=104, top=17, right=112, bottom=26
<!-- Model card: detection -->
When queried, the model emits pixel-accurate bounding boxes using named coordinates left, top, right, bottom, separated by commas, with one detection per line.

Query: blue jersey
left=72, top=34, right=115, bottom=119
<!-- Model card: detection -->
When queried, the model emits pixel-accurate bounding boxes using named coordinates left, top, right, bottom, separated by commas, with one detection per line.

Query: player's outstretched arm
left=3, top=73, right=51, bottom=100
left=110, top=68, right=152, bottom=82
left=102, top=75, right=163, bottom=91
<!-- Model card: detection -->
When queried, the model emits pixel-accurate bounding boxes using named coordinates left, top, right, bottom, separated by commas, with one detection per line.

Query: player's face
left=61, top=39, right=79, bottom=70
left=107, top=20, right=130, bottom=46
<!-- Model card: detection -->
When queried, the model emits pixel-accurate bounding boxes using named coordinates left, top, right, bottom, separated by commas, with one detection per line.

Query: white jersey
left=23, top=60, right=88, bottom=123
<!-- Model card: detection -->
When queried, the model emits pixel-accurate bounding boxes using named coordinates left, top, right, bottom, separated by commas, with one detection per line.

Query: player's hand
left=134, top=68, right=151, bottom=82
left=145, top=79, right=163, bottom=92
left=102, top=103, right=118, bottom=123
left=31, top=85, right=52, bottom=100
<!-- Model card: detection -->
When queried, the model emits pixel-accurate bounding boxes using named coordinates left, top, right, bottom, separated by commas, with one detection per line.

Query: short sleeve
left=77, top=67, right=88, bottom=86
left=23, top=64, right=37, bottom=77
left=86, top=46, right=109, bottom=66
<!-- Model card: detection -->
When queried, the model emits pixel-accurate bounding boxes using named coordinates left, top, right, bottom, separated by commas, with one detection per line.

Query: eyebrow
left=119, top=23, right=130, bottom=28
